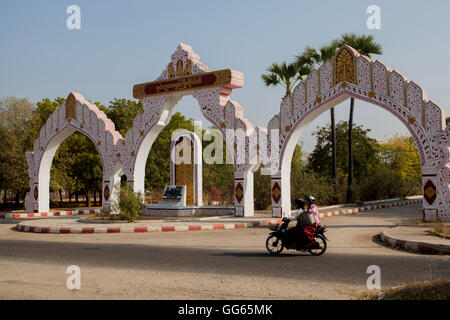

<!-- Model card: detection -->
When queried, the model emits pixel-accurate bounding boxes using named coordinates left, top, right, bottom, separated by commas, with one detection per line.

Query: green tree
left=337, top=33, right=383, bottom=202
left=202, top=136, right=234, bottom=205
left=0, top=97, right=36, bottom=206
left=145, top=112, right=194, bottom=193
left=308, top=121, right=380, bottom=203
left=66, top=133, right=102, bottom=207
left=253, top=169, right=271, bottom=210
left=105, top=98, right=144, bottom=136
left=446, top=117, right=449, bottom=126
left=291, top=145, right=334, bottom=207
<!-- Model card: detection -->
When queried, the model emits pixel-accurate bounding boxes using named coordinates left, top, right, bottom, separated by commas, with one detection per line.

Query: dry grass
left=429, top=222, right=450, bottom=237
left=360, top=280, right=450, bottom=300
left=402, top=218, right=450, bottom=237
left=82, top=212, right=120, bottom=220
left=381, top=280, right=450, bottom=300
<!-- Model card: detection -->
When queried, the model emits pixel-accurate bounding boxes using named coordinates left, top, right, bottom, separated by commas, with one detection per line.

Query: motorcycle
left=266, top=217, right=328, bottom=256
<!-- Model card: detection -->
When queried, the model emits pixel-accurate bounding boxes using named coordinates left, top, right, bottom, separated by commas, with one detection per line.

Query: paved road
left=0, top=204, right=448, bottom=299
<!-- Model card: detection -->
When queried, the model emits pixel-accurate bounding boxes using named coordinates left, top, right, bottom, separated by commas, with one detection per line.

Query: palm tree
left=338, top=33, right=383, bottom=203
left=262, top=61, right=311, bottom=118
left=296, top=40, right=340, bottom=203
left=262, top=61, right=310, bottom=98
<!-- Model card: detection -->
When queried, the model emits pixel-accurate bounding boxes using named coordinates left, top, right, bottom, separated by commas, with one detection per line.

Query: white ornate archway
left=170, top=130, right=203, bottom=206
left=262, top=45, right=449, bottom=222
left=119, top=44, right=258, bottom=216
left=24, top=92, right=124, bottom=212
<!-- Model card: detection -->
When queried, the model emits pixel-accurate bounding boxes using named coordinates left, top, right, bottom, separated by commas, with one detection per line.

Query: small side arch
left=24, top=92, right=124, bottom=212
left=170, top=130, right=203, bottom=206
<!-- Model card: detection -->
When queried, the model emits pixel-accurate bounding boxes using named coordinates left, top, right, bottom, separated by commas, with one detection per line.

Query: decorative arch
left=24, top=92, right=124, bottom=212
left=120, top=43, right=258, bottom=216
left=170, top=130, right=202, bottom=206
left=263, top=45, right=449, bottom=221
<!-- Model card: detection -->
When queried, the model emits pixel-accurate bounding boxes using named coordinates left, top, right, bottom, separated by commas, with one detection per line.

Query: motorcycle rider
left=282, top=199, right=305, bottom=248
left=300, top=195, right=321, bottom=248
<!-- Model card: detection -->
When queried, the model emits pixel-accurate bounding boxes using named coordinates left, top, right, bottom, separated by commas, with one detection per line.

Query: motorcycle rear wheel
left=308, top=234, right=327, bottom=256
left=266, top=235, right=284, bottom=255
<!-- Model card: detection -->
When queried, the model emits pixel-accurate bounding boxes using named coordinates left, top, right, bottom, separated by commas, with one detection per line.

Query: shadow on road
left=0, top=237, right=448, bottom=287
left=212, top=252, right=309, bottom=258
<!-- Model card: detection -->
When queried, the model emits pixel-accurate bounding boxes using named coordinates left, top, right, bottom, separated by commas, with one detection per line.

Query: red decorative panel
left=423, top=180, right=436, bottom=205
left=104, top=185, right=110, bottom=201
left=235, top=183, right=244, bottom=203
left=33, top=187, right=39, bottom=201
left=272, top=182, right=281, bottom=204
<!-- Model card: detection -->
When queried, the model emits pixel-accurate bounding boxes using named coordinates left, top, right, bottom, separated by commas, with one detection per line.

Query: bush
left=359, top=166, right=419, bottom=201
left=111, top=184, right=144, bottom=222
left=290, top=167, right=334, bottom=208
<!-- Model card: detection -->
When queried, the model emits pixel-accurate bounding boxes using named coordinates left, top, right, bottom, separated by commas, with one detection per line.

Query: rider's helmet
left=304, top=195, right=315, bottom=204
left=294, top=198, right=306, bottom=209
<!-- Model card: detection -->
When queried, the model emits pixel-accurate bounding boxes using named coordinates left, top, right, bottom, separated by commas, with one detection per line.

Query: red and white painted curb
left=317, top=199, right=421, bottom=219
left=380, top=229, right=450, bottom=255
left=0, top=208, right=103, bottom=219
left=15, top=219, right=283, bottom=234
left=13, top=198, right=422, bottom=234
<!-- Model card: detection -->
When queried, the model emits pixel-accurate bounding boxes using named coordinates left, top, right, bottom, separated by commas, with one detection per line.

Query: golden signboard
left=133, top=69, right=237, bottom=99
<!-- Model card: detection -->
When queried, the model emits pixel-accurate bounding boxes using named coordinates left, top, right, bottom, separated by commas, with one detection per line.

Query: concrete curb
left=0, top=209, right=103, bottom=219
left=14, top=198, right=422, bottom=234
left=15, top=219, right=283, bottom=234
left=316, top=199, right=421, bottom=219
left=3, top=198, right=420, bottom=221
left=380, top=228, right=450, bottom=255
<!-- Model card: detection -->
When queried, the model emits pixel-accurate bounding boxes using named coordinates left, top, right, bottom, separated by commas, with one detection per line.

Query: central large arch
left=119, top=44, right=258, bottom=216
left=262, top=45, right=449, bottom=221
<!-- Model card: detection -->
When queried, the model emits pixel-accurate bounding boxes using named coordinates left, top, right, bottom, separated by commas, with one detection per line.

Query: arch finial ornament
left=123, top=43, right=257, bottom=216
left=335, top=45, right=357, bottom=85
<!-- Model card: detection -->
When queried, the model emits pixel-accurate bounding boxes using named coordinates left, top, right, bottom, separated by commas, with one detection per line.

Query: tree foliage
left=308, top=121, right=380, bottom=182
left=0, top=97, right=36, bottom=204
left=0, top=94, right=424, bottom=210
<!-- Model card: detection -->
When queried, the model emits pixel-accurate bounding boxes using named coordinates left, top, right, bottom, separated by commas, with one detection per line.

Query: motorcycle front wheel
left=308, top=234, right=327, bottom=256
left=266, top=234, right=284, bottom=255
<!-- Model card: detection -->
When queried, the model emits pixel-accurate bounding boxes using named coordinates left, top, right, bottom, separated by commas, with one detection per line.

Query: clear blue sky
left=1, top=0, right=449, bottom=153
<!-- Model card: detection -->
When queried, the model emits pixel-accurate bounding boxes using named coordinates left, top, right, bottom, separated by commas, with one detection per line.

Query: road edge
left=380, top=228, right=450, bottom=255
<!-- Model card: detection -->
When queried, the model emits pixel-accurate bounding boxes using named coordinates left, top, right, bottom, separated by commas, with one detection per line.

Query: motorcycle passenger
left=299, top=195, right=321, bottom=247
left=291, top=198, right=306, bottom=221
